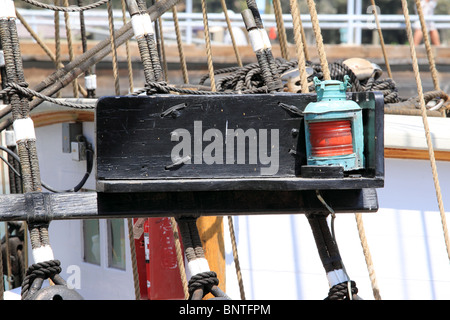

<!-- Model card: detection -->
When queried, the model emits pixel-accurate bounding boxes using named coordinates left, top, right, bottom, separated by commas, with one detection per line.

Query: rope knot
left=21, top=259, right=63, bottom=299
left=325, top=280, right=359, bottom=300
left=188, top=271, right=219, bottom=298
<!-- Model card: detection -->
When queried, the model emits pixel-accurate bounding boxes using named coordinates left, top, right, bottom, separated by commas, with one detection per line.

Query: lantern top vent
left=303, top=75, right=361, bottom=115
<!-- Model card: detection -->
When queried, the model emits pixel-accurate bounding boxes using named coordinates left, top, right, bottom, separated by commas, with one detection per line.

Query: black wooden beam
left=0, top=189, right=378, bottom=222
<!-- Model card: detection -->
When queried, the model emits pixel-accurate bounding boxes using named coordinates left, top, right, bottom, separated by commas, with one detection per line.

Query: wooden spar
left=196, top=216, right=225, bottom=299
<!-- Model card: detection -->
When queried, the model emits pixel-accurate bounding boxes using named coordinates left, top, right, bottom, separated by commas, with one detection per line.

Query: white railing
left=16, top=8, right=450, bottom=45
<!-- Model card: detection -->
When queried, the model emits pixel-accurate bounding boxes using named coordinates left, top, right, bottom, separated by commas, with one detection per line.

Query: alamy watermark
left=366, top=5, right=381, bottom=30
left=170, top=121, right=280, bottom=176
left=66, top=264, right=81, bottom=289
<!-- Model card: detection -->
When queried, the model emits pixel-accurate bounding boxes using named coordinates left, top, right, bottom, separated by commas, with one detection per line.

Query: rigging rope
left=289, top=0, right=309, bottom=93
left=227, top=216, right=245, bottom=300
left=169, top=217, right=189, bottom=299
left=355, top=213, right=381, bottom=300
left=63, top=0, right=79, bottom=98
left=220, top=0, right=242, bottom=68
left=200, top=0, right=216, bottom=91
left=273, top=0, right=289, bottom=61
left=401, top=0, right=450, bottom=263
left=121, top=0, right=134, bottom=93
left=171, top=4, right=189, bottom=84
left=21, top=0, right=109, bottom=12
left=414, top=0, right=440, bottom=92
left=107, top=0, right=121, bottom=95
left=369, top=0, right=392, bottom=80
left=127, top=219, right=141, bottom=300
left=306, top=0, right=329, bottom=80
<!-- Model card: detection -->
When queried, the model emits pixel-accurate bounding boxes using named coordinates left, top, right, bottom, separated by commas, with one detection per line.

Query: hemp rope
left=54, top=0, right=62, bottom=98
left=170, top=217, right=190, bottom=300
left=127, top=219, right=141, bottom=300
left=306, top=0, right=330, bottom=80
left=15, top=8, right=87, bottom=98
left=289, top=0, right=309, bottom=93
left=120, top=0, right=134, bottom=93
left=63, top=0, right=79, bottom=98
left=78, top=0, right=93, bottom=97
left=355, top=213, right=381, bottom=300
left=273, top=0, right=289, bottom=61
left=414, top=0, right=440, bottom=92
left=369, top=0, right=393, bottom=79
left=200, top=0, right=216, bottom=91
left=401, top=0, right=450, bottom=262
left=220, top=0, right=243, bottom=67
left=21, top=0, right=109, bottom=12
left=107, top=0, right=121, bottom=95
left=227, top=216, right=245, bottom=300
left=155, top=0, right=169, bottom=82
left=171, top=4, right=189, bottom=84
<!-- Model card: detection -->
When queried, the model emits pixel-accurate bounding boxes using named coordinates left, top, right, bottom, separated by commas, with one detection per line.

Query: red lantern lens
left=309, top=120, right=354, bottom=157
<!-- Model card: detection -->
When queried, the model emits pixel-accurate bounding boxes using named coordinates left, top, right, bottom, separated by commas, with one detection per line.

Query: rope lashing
left=0, top=3, right=60, bottom=299
left=127, top=0, right=162, bottom=90
left=242, top=0, right=283, bottom=93
left=176, top=217, right=230, bottom=300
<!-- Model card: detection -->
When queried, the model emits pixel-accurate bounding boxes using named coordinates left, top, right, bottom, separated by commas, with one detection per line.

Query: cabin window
left=107, top=219, right=126, bottom=270
left=83, top=219, right=100, bottom=265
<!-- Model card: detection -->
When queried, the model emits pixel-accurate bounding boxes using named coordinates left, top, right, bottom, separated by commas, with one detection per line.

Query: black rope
left=196, top=58, right=404, bottom=105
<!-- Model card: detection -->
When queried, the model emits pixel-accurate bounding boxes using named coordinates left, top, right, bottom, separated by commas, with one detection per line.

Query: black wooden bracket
left=0, top=91, right=384, bottom=222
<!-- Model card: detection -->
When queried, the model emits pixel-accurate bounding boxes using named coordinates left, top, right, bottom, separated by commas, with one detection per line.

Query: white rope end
left=0, top=0, right=16, bottom=19
left=187, top=257, right=210, bottom=276
left=248, top=28, right=272, bottom=53
left=32, top=245, right=55, bottom=264
left=326, top=269, right=349, bottom=287
left=84, top=74, right=97, bottom=90
left=13, top=117, right=36, bottom=143
left=131, top=13, right=154, bottom=39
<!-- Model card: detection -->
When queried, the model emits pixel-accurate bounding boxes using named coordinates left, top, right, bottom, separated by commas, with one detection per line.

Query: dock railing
left=15, top=8, right=450, bottom=45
